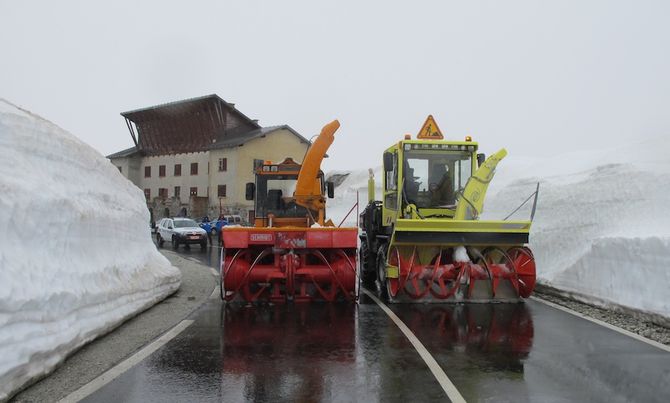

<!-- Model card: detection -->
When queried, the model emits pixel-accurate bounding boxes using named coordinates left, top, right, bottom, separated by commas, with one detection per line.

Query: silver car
left=156, top=217, right=208, bottom=249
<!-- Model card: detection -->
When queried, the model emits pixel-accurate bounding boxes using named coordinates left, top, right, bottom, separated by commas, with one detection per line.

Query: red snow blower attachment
left=220, top=120, right=358, bottom=302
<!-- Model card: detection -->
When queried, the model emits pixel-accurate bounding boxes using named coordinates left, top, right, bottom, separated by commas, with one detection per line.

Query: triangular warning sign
left=417, top=115, right=444, bottom=140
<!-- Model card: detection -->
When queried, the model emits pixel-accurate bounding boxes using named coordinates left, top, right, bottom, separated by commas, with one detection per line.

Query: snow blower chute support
left=359, top=115, right=537, bottom=302
left=220, top=120, right=358, bottom=302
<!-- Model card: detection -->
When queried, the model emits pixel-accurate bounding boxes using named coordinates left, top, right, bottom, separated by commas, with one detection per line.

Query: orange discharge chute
left=294, top=119, right=340, bottom=225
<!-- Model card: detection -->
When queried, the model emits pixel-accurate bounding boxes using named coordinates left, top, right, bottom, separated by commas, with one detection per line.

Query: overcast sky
left=1, top=0, right=668, bottom=171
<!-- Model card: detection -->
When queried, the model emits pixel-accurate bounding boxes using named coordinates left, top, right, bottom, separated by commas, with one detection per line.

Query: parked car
left=200, top=216, right=235, bottom=236
left=156, top=217, right=208, bottom=249
left=199, top=219, right=220, bottom=236
left=223, top=214, right=244, bottom=226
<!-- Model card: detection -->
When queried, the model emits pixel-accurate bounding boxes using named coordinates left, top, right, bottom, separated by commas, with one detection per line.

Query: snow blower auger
left=359, top=115, right=538, bottom=303
left=220, top=120, right=358, bottom=302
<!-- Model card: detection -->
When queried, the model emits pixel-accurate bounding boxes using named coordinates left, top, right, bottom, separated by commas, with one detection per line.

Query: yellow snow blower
left=359, top=115, right=538, bottom=302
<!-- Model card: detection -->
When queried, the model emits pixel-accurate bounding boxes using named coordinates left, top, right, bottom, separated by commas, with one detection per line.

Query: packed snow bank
left=0, top=99, right=181, bottom=400
left=327, top=167, right=381, bottom=227
left=328, top=138, right=670, bottom=319
left=486, top=154, right=670, bottom=319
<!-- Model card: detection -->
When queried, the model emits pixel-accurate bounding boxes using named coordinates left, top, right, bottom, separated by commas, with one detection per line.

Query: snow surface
left=0, top=99, right=181, bottom=400
left=453, top=246, right=470, bottom=263
left=327, top=167, right=381, bottom=227
left=328, top=138, right=670, bottom=318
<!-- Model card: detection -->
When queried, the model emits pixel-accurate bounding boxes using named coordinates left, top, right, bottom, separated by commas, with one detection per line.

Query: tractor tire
left=172, top=236, right=179, bottom=250
left=219, top=247, right=226, bottom=301
left=360, top=241, right=376, bottom=288
left=376, top=244, right=389, bottom=300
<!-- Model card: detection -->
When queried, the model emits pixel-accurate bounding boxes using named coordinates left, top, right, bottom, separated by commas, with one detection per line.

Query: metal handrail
left=503, top=182, right=540, bottom=221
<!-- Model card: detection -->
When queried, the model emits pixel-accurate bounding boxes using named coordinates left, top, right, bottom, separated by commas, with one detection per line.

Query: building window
left=117, top=166, right=122, bottom=173
left=158, top=188, right=168, bottom=198
left=190, top=187, right=198, bottom=196
left=217, top=185, right=227, bottom=197
left=218, top=158, right=228, bottom=172
left=159, top=165, right=166, bottom=177
left=190, top=162, right=198, bottom=175
left=174, top=186, right=180, bottom=198
left=144, top=188, right=150, bottom=199
left=174, top=164, right=181, bottom=176
left=144, top=166, right=151, bottom=178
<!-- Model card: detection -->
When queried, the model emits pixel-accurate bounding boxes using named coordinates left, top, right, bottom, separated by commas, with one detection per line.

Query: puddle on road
left=157, top=237, right=221, bottom=269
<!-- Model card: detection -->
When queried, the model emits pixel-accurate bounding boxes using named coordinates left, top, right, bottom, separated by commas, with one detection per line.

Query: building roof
left=108, top=125, right=313, bottom=159
left=121, top=94, right=260, bottom=130
left=107, top=146, right=140, bottom=159
left=120, top=94, right=261, bottom=155
left=208, top=125, right=311, bottom=150
left=110, top=94, right=314, bottom=159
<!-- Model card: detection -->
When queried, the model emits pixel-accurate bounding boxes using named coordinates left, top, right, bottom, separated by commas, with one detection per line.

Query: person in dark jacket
left=429, top=165, right=454, bottom=206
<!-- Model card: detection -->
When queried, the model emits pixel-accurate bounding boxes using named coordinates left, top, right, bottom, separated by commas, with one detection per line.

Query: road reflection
left=216, top=301, right=534, bottom=402
left=399, top=303, right=534, bottom=372
left=147, top=241, right=536, bottom=402
left=219, top=303, right=356, bottom=402
left=165, top=242, right=220, bottom=269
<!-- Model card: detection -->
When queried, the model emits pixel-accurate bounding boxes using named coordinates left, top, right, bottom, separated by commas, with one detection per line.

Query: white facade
left=110, top=128, right=310, bottom=222
left=141, top=152, right=210, bottom=199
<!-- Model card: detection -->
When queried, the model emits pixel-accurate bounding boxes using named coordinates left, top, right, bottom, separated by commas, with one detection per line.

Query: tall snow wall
left=485, top=141, right=670, bottom=320
left=0, top=99, right=181, bottom=401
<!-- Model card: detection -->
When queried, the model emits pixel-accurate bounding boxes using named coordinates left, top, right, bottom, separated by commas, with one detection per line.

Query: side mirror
left=477, top=153, right=486, bottom=167
left=245, top=183, right=255, bottom=200
left=383, top=152, right=393, bottom=171
left=326, top=181, right=335, bottom=198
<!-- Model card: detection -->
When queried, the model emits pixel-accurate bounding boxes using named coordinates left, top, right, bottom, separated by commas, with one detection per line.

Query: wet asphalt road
left=83, top=244, right=670, bottom=403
